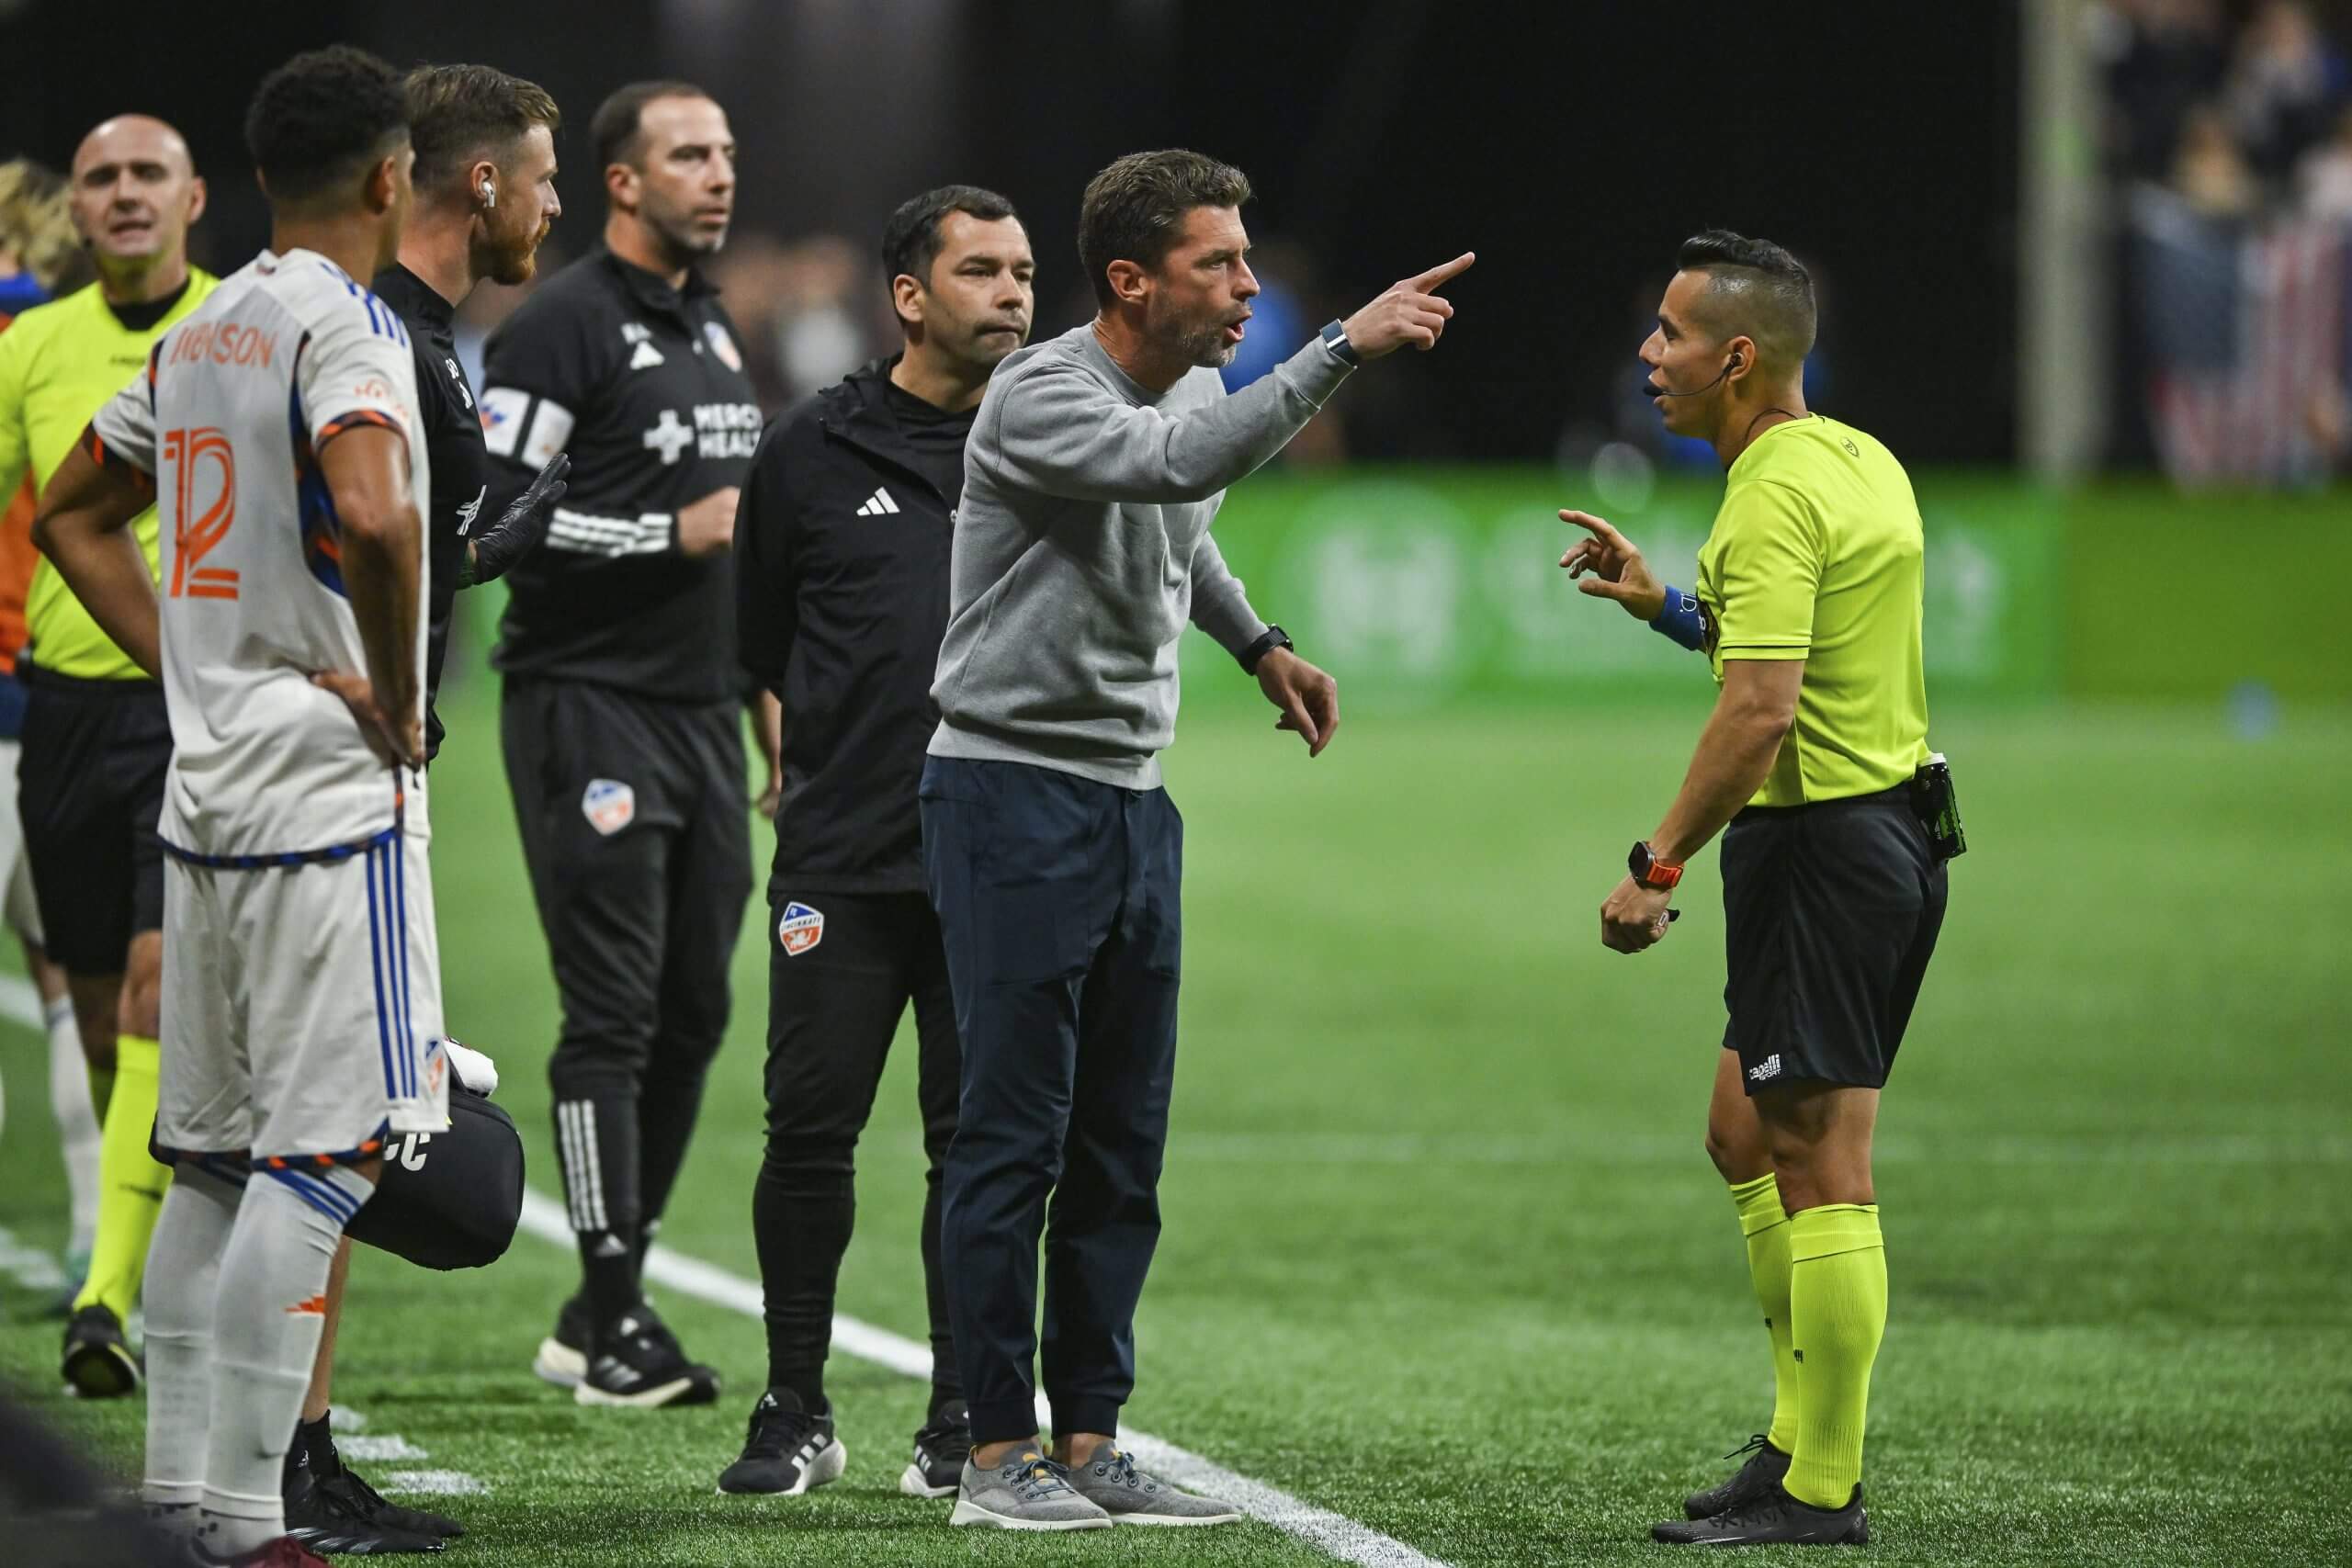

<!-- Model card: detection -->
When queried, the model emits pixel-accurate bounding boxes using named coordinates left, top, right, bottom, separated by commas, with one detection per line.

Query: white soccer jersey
left=88, top=249, right=430, bottom=857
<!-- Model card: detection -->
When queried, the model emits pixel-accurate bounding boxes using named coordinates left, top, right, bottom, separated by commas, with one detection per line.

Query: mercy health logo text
left=692, top=401, right=762, bottom=460
left=1747, top=1053, right=1782, bottom=1084
left=777, top=901, right=825, bottom=957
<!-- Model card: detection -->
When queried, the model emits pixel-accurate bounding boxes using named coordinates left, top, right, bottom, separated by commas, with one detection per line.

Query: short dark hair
left=405, top=64, right=561, bottom=193
left=591, top=80, right=711, bottom=173
left=881, top=184, right=1021, bottom=299
left=1077, top=149, right=1250, bottom=309
left=244, top=46, right=410, bottom=207
left=1674, top=229, right=1816, bottom=370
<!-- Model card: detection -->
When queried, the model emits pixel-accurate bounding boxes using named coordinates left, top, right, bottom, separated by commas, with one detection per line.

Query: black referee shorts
left=1721, top=785, right=1948, bottom=1096
left=17, top=666, right=169, bottom=976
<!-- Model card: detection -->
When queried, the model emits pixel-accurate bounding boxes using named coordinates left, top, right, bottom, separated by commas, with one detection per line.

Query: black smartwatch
left=1319, top=319, right=1360, bottom=367
left=1239, top=624, right=1295, bottom=675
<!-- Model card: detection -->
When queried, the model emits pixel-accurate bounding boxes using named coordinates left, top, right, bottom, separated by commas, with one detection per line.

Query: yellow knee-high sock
left=73, top=1033, right=172, bottom=1322
left=1728, top=1172, right=1799, bottom=1453
left=1783, top=1203, right=1886, bottom=1510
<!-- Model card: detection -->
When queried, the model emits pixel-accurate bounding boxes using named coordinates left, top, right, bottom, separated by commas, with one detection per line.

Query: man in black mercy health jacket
left=715, top=186, right=1035, bottom=1503
left=478, top=81, right=763, bottom=1412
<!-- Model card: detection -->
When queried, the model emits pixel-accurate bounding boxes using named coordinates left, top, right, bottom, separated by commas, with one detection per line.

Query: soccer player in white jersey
left=34, top=47, right=435, bottom=1568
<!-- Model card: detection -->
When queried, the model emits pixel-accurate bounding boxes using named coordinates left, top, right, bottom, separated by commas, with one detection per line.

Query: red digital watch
left=1628, top=840, right=1684, bottom=892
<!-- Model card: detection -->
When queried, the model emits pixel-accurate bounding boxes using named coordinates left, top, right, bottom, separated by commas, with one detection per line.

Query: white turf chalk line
left=514, top=1191, right=1453, bottom=1568
left=0, top=970, right=1442, bottom=1563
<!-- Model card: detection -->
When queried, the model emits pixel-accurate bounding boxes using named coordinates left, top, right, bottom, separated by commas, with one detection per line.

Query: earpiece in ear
left=481, top=181, right=497, bottom=209
left=1727, top=352, right=1742, bottom=369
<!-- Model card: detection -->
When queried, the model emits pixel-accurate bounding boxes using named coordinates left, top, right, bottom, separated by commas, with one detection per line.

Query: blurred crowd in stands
left=2098, top=0, right=2352, bottom=482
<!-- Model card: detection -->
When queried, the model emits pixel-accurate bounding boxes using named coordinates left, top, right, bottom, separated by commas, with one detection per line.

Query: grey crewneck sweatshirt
left=928, top=323, right=1353, bottom=789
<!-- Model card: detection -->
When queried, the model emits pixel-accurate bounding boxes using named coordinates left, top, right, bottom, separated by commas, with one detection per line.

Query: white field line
left=0, top=977, right=1436, bottom=1561
left=515, top=1191, right=1453, bottom=1568
left=0, top=980, right=488, bottom=1498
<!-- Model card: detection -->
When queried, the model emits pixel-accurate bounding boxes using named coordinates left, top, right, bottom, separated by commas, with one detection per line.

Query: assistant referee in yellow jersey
left=1558, top=231, right=1955, bottom=1549
left=0, top=113, right=214, bottom=1396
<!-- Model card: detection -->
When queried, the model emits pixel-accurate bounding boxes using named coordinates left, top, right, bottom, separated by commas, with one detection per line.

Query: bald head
left=71, top=114, right=205, bottom=281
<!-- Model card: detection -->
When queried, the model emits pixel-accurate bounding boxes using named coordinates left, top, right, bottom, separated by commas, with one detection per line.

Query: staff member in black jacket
left=718, top=186, right=1034, bottom=1501
left=479, top=80, right=764, bottom=1410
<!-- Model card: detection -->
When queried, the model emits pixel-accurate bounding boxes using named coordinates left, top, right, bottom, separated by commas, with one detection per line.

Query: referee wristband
left=1650, top=585, right=1706, bottom=652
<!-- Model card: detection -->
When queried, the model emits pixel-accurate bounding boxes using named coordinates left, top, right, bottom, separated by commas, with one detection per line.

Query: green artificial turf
left=4, top=693, right=2348, bottom=1565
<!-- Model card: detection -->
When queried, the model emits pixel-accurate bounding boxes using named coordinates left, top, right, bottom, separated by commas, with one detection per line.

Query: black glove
left=466, top=451, right=569, bottom=585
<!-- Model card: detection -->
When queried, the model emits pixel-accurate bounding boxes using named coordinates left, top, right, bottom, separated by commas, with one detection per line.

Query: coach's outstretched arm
left=31, top=438, right=162, bottom=677
left=985, top=254, right=1474, bottom=505
left=313, top=424, right=424, bottom=768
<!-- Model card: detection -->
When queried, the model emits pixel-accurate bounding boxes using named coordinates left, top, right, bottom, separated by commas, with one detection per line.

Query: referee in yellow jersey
left=0, top=114, right=215, bottom=1395
left=1559, top=231, right=1957, bottom=1548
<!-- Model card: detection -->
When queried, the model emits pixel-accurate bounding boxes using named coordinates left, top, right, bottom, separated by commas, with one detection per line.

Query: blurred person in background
left=481, top=79, right=763, bottom=1412
left=775, top=234, right=877, bottom=401
left=2096, top=0, right=2229, bottom=181
left=1562, top=230, right=1952, bottom=1550
left=2224, top=0, right=2348, bottom=180
left=719, top=183, right=1034, bottom=1503
left=0, top=157, right=99, bottom=1316
left=2296, top=101, right=2352, bottom=215
left=0, top=114, right=217, bottom=1398
left=2170, top=101, right=2262, bottom=217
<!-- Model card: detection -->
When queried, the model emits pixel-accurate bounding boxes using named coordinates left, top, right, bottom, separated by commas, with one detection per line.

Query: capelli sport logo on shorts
left=1747, top=1053, right=1782, bottom=1084
left=582, top=779, right=636, bottom=836
left=777, top=901, right=825, bottom=957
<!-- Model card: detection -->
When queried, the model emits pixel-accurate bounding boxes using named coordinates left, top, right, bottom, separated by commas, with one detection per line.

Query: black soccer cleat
left=901, top=1402, right=971, bottom=1498
left=716, top=1389, right=845, bottom=1495
left=283, top=1465, right=448, bottom=1555
left=61, top=1303, right=141, bottom=1398
left=1683, top=1433, right=1792, bottom=1520
left=1653, top=1482, right=1869, bottom=1547
left=321, top=1464, right=464, bottom=1541
left=575, top=1310, right=721, bottom=1408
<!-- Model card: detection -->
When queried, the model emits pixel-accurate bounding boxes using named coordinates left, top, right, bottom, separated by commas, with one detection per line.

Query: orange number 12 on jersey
left=164, top=425, right=238, bottom=600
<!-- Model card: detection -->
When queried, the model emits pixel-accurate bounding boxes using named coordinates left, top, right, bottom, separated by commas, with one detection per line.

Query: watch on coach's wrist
left=1629, top=840, right=1684, bottom=892
left=1320, top=319, right=1361, bottom=367
left=1240, top=624, right=1295, bottom=675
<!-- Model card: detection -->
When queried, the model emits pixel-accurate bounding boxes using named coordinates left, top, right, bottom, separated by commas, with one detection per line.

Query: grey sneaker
left=948, top=1450, right=1113, bottom=1531
left=1064, top=1445, right=1243, bottom=1527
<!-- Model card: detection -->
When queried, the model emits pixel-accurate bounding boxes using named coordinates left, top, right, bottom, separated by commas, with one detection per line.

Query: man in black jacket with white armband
left=718, top=185, right=1035, bottom=1503
left=478, top=79, right=766, bottom=1411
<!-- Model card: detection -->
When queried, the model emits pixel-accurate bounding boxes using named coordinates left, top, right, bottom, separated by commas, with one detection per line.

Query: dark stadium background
left=0, top=0, right=2022, bottom=465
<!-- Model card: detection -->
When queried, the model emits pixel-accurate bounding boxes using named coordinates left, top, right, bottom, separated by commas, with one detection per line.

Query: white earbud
left=481, top=180, right=497, bottom=209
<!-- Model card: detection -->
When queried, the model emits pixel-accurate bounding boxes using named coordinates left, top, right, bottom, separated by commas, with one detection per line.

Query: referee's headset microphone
left=1650, top=350, right=1739, bottom=397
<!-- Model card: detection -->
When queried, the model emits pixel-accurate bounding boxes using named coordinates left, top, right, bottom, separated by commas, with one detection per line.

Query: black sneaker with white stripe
left=716, top=1389, right=844, bottom=1495
left=900, top=1403, right=971, bottom=1498
left=574, top=1310, right=720, bottom=1408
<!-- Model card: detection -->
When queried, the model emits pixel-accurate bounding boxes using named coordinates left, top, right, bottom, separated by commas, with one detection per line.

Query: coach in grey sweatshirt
left=919, top=149, right=1471, bottom=1531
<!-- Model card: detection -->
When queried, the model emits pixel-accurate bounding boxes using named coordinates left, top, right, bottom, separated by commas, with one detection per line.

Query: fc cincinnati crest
left=705, top=321, right=743, bottom=372
left=777, top=900, right=824, bottom=957
left=582, top=779, right=636, bottom=836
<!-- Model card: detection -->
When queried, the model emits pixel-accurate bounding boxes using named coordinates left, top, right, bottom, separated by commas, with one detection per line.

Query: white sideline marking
left=516, top=1191, right=1452, bottom=1568
left=338, top=1435, right=430, bottom=1461
left=0, top=1225, right=68, bottom=1292
left=377, top=1469, right=488, bottom=1496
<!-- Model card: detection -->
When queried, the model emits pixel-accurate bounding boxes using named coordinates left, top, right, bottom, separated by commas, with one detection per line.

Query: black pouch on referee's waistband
left=1907, top=752, right=1967, bottom=863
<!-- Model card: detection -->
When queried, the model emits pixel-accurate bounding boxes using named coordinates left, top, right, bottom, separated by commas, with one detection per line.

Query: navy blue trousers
left=919, top=756, right=1182, bottom=1445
